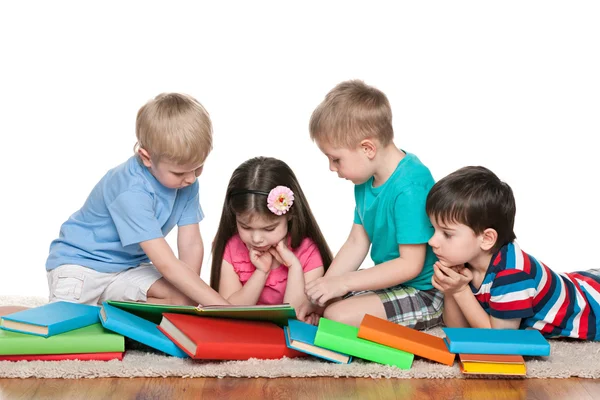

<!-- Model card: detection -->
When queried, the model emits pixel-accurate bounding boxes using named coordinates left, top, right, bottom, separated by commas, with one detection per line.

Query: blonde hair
left=135, top=93, right=212, bottom=165
left=309, top=80, right=394, bottom=148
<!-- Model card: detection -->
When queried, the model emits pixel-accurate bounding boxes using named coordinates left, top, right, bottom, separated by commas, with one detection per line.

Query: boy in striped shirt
left=425, top=166, right=600, bottom=340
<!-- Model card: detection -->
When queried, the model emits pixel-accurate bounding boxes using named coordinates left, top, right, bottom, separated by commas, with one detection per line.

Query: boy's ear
left=480, top=228, right=498, bottom=252
left=360, top=139, right=377, bottom=159
left=138, top=148, right=153, bottom=168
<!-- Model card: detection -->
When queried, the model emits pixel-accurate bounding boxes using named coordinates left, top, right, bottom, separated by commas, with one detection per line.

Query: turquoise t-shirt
left=353, top=152, right=437, bottom=290
left=46, top=156, right=204, bottom=273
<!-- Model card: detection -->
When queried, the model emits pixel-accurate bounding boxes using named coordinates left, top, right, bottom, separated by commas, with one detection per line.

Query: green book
left=0, top=323, right=124, bottom=356
left=314, top=318, right=414, bottom=369
left=107, top=300, right=296, bottom=326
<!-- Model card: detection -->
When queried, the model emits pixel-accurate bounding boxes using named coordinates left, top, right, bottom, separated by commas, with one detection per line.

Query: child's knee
left=323, top=302, right=362, bottom=327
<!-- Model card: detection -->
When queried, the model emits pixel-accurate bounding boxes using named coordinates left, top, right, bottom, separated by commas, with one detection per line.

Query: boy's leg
left=47, top=264, right=111, bottom=305
left=323, top=286, right=444, bottom=329
left=0, top=306, right=28, bottom=317
left=323, top=293, right=387, bottom=327
left=100, top=263, right=195, bottom=306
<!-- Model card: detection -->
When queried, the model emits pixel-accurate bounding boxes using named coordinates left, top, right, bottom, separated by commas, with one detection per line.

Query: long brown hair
left=210, top=157, right=333, bottom=290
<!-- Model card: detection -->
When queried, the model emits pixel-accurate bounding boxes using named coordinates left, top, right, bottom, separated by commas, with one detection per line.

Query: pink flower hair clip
left=267, top=186, right=295, bottom=215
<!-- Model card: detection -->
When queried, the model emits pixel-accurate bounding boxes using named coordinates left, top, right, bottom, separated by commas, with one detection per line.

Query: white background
left=1, top=1, right=598, bottom=297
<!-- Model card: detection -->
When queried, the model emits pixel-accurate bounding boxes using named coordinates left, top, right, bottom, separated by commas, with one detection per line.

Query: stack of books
left=442, top=327, right=551, bottom=376
left=0, top=302, right=124, bottom=361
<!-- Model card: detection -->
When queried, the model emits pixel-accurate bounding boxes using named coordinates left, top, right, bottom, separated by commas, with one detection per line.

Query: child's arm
left=438, top=289, right=470, bottom=328
left=433, top=263, right=521, bottom=329
left=306, top=242, right=426, bottom=306
left=323, top=223, right=371, bottom=277
left=218, top=247, right=280, bottom=305
left=140, top=238, right=229, bottom=306
left=269, top=240, right=324, bottom=320
left=217, top=259, right=269, bottom=305
left=177, top=224, right=203, bottom=275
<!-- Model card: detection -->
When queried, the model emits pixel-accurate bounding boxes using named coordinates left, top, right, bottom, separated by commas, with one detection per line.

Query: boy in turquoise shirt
left=305, top=80, right=442, bottom=328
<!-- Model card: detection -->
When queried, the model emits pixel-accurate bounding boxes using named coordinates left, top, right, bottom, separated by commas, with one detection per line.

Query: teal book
left=284, top=319, right=352, bottom=364
left=0, top=301, right=100, bottom=337
left=314, top=318, right=413, bottom=369
left=442, top=327, right=551, bottom=356
left=0, top=323, right=124, bottom=356
left=107, top=300, right=296, bottom=326
left=99, top=302, right=188, bottom=358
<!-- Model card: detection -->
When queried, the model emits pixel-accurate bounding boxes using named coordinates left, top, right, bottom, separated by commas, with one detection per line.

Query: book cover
left=357, top=314, right=455, bottom=366
left=99, top=302, right=188, bottom=358
left=107, top=300, right=296, bottom=326
left=442, top=327, right=551, bottom=356
left=0, top=301, right=100, bottom=337
left=0, top=352, right=124, bottom=362
left=314, top=318, right=414, bottom=370
left=284, top=319, right=352, bottom=364
left=158, top=313, right=306, bottom=360
left=0, top=323, right=124, bottom=356
left=458, top=353, right=527, bottom=376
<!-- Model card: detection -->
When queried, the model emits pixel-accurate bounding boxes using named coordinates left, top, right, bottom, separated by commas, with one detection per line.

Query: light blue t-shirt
left=353, top=152, right=437, bottom=290
left=46, top=156, right=204, bottom=273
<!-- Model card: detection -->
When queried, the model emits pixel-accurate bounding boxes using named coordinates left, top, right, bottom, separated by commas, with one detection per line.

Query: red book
left=158, top=313, right=305, bottom=360
left=0, top=352, right=124, bottom=362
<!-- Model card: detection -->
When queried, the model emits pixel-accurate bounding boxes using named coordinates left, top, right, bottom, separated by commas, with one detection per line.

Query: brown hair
left=210, top=157, right=333, bottom=290
left=426, top=166, right=517, bottom=252
left=309, top=80, right=394, bottom=148
left=135, top=93, right=212, bottom=165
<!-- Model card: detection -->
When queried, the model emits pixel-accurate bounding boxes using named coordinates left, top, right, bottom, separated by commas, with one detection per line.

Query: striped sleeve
left=488, top=269, right=537, bottom=319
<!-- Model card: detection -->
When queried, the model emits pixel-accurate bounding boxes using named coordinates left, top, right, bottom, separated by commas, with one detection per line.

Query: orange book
left=357, top=314, right=455, bottom=366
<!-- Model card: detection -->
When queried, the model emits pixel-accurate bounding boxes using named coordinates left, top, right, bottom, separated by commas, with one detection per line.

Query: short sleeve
left=178, top=181, right=204, bottom=226
left=393, top=186, right=434, bottom=244
left=488, top=270, right=536, bottom=319
left=107, top=190, right=163, bottom=247
left=295, top=238, right=324, bottom=273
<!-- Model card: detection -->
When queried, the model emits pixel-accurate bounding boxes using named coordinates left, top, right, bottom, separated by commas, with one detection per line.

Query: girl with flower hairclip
left=210, top=157, right=333, bottom=324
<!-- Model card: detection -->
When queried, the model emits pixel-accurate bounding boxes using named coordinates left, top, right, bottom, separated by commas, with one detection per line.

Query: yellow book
left=459, top=361, right=526, bottom=376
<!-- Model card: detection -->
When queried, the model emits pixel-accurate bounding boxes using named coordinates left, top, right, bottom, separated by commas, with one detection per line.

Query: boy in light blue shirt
left=305, top=80, right=442, bottom=328
left=46, top=93, right=229, bottom=307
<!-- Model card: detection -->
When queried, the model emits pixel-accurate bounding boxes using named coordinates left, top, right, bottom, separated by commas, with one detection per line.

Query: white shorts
left=47, top=263, right=163, bottom=305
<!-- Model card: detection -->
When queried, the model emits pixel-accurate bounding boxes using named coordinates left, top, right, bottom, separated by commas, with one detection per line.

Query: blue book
left=0, top=301, right=100, bottom=337
left=442, top=327, right=551, bottom=356
left=284, top=319, right=352, bottom=364
left=99, top=302, right=188, bottom=358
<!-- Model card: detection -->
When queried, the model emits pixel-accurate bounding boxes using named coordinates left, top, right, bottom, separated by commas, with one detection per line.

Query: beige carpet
left=1, top=296, right=599, bottom=379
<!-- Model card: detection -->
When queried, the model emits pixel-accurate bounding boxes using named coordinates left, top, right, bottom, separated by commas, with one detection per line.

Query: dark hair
left=425, top=166, right=516, bottom=252
left=210, top=157, right=333, bottom=290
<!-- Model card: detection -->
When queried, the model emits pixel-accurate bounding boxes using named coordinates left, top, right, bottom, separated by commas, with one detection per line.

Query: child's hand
left=305, top=276, right=349, bottom=307
left=268, top=239, right=299, bottom=268
left=302, top=312, right=321, bottom=326
left=249, top=249, right=273, bottom=274
left=431, top=261, right=473, bottom=295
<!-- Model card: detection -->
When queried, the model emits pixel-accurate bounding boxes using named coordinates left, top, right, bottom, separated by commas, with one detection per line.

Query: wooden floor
left=1, top=377, right=599, bottom=399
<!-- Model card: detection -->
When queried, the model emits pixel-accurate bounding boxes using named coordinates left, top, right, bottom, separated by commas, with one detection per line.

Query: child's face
left=428, top=217, right=483, bottom=267
left=146, top=159, right=204, bottom=189
left=236, top=212, right=288, bottom=252
left=317, top=140, right=373, bottom=185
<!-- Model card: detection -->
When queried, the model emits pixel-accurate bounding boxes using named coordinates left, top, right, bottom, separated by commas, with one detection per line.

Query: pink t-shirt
left=223, top=234, right=324, bottom=305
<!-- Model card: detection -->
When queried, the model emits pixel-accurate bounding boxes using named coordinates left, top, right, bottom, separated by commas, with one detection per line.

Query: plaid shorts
left=346, top=285, right=444, bottom=330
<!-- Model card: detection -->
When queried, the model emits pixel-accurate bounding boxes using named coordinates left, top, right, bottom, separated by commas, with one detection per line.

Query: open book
left=107, top=300, right=296, bottom=326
